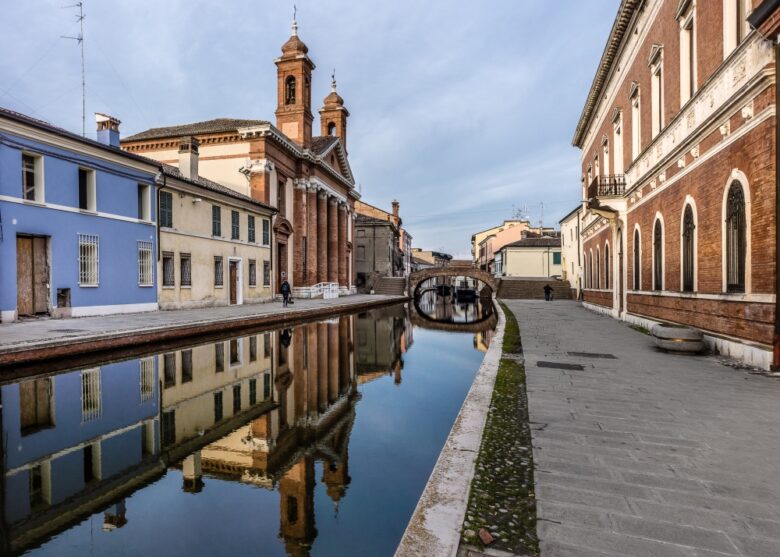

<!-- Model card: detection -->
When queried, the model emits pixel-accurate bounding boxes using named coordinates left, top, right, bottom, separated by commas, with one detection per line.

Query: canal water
left=2, top=301, right=494, bottom=557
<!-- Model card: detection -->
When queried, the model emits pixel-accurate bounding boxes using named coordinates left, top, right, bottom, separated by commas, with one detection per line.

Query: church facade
left=122, top=20, right=359, bottom=298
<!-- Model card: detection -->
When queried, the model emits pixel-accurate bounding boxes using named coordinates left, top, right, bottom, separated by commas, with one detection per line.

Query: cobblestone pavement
left=504, top=300, right=780, bottom=557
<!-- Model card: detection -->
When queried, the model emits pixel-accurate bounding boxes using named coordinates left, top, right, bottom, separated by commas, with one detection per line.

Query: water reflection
left=1, top=302, right=491, bottom=557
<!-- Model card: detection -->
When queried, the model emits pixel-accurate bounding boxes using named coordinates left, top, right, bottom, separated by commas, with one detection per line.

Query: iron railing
left=588, top=174, right=626, bottom=198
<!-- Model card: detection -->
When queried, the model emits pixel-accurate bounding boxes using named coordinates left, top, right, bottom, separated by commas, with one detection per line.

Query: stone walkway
left=504, top=300, right=780, bottom=557
left=0, top=295, right=404, bottom=366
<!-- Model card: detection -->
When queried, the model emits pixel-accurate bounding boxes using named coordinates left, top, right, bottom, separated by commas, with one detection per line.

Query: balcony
left=587, top=174, right=626, bottom=199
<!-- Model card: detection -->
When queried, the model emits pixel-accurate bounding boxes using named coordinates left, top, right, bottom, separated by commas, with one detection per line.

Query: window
left=262, top=219, right=270, bottom=245
left=650, top=49, right=664, bottom=138
left=159, top=190, right=173, bottom=228
left=81, top=368, right=101, bottom=422
left=679, top=7, right=696, bottom=105
left=285, top=75, right=296, bottom=104
left=78, top=168, right=96, bottom=211
left=214, top=391, right=223, bottom=423
left=230, top=338, right=241, bottom=366
left=78, top=234, right=99, bottom=286
left=613, top=113, right=624, bottom=174
left=596, top=248, right=601, bottom=288
left=19, top=378, right=54, bottom=435
left=553, top=252, right=561, bottom=265
left=138, top=241, right=153, bottom=286
left=181, top=350, right=192, bottom=383
left=83, top=444, right=98, bottom=483
left=277, top=180, right=286, bottom=215
left=29, top=464, right=49, bottom=509
left=604, top=244, right=610, bottom=287
left=631, top=86, right=641, bottom=161
left=214, top=256, right=224, bottom=287
left=22, top=153, right=43, bottom=202
left=263, top=333, right=272, bottom=359
left=327, top=122, right=336, bottom=136
left=249, top=259, right=257, bottom=287
left=602, top=138, right=610, bottom=176
left=215, top=342, right=225, bottom=372
left=163, top=353, right=176, bottom=388
left=162, top=252, right=175, bottom=287
left=212, top=205, right=222, bottom=236
left=357, top=245, right=366, bottom=261
left=180, top=253, right=192, bottom=287
left=140, top=358, right=154, bottom=402
left=681, top=205, right=696, bottom=292
left=263, top=372, right=271, bottom=400
left=633, top=229, right=641, bottom=290
left=161, top=410, right=176, bottom=447
left=137, top=184, right=151, bottom=221
left=249, top=378, right=257, bottom=405
left=653, top=219, right=664, bottom=291
left=726, top=0, right=752, bottom=55
left=263, top=261, right=271, bottom=287
left=231, top=210, right=240, bottom=240
left=233, top=384, right=241, bottom=414
left=726, top=181, right=746, bottom=292
left=248, top=215, right=256, bottom=243
left=249, top=336, right=257, bottom=362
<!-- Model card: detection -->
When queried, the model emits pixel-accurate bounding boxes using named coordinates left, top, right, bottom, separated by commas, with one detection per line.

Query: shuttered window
left=231, top=210, right=240, bottom=240
left=248, top=215, right=256, bottom=243
left=159, top=191, right=173, bottom=228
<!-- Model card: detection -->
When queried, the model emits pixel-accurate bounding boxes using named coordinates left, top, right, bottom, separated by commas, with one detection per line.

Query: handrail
left=587, top=174, right=626, bottom=198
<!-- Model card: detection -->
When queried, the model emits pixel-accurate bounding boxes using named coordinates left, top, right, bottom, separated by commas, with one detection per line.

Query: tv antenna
left=61, top=2, right=86, bottom=136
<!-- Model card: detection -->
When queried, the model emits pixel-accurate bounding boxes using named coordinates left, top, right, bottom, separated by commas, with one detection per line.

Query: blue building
left=0, top=108, right=161, bottom=321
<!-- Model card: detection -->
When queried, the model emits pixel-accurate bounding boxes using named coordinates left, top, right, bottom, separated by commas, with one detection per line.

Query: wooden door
left=229, top=261, right=238, bottom=305
left=17, top=236, right=34, bottom=316
left=33, top=237, right=48, bottom=313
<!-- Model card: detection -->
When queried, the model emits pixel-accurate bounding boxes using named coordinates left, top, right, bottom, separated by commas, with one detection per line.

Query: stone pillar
left=327, top=322, right=339, bottom=404
left=328, top=197, right=339, bottom=284
left=306, top=186, right=319, bottom=286
left=317, top=323, right=328, bottom=412
left=317, top=191, right=328, bottom=284
left=338, top=203, right=347, bottom=288
left=293, top=182, right=306, bottom=286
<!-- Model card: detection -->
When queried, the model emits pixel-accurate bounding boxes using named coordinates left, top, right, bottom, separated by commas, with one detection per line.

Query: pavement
left=0, top=294, right=405, bottom=367
left=504, top=300, right=780, bottom=557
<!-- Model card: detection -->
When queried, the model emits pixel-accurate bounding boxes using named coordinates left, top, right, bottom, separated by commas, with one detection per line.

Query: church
left=122, top=18, right=359, bottom=298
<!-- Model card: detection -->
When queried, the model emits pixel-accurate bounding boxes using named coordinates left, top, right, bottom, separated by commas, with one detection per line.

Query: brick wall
left=584, top=290, right=614, bottom=308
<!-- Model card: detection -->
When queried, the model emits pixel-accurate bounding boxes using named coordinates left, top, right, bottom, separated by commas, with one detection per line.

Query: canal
left=1, top=300, right=494, bottom=556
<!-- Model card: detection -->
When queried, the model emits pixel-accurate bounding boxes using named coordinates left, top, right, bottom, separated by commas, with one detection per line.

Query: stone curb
left=395, top=298, right=506, bottom=557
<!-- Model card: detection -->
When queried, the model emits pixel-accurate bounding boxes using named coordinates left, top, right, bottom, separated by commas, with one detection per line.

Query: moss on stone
left=499, top=301, right=523, bottom=355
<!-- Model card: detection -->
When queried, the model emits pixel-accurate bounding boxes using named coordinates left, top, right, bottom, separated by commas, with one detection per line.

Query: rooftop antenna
left=61, top=2, right=86, bottom=137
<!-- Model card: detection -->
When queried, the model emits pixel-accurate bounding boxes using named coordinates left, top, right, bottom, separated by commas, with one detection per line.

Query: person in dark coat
left=280, top=279, right=291, bottom=307
left=543, top=283, right=554, bottom=301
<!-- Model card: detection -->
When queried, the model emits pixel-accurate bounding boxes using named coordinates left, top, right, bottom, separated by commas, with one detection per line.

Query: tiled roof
left=503, top=237, right=561, bottom=249
left=356, top=213, right=393, bottom=226
left=161, top=163, right=276, bottom=213
left=311, top=135, right=339, bottom=155
left=123, top=118, right=269, bottom=142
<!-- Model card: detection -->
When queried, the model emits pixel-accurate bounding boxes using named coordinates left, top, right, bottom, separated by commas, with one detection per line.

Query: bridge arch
left=408, top=266, right=498, bottom=298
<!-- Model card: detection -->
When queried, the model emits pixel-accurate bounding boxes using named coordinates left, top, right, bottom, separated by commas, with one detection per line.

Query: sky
left=0, top=0, right=620, bottom=258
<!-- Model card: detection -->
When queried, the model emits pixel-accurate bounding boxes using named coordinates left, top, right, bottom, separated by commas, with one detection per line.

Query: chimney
left=392, top=199, right=399, bottom=218
left=178, top=136, right=200, bottom=180
left=95, top=113, right=121, bottom=148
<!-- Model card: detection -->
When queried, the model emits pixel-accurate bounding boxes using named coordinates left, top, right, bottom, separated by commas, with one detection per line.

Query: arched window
left=327, top=122, right=337, bottom=136
left=588, top=251, right=593, bottom=288
left=285, top=76, right=296, bottom=105
left=596, top=248, right=601, bottom=289
left=604, top=243, right=610, bottom=288
left=633, top=228, right=641, bottom=290
left=653, top=219, right=663, bottom=291
left=682, top=205, right=695, bottom=292
left=726, top=181, right=746, bottom=292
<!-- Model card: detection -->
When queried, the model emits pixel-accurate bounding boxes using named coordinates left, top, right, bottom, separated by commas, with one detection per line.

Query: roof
left=502, top=237, right=562, bottom=250
left=572, top=0, right=642, bottom=147
left=123, top=118, right=270, bottom=142
left=0, top=106, right=160, bottom=169
left=355, top=213, right=394, bottom=226
left=311, top=135, right=339, bottom=155
left=559, top=205, right=582, bottom=224
left=470, top=220, right=530, bottom=240
left=161, top=163, right=276, bottom=213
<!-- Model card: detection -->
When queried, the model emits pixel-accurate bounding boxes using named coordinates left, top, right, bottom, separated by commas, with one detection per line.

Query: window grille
left=22, top=154, right=37, bottom=201
left=140, top=358, right=155, bottom=402
left=81, top=368, right=102, bottom=422
left=726, top=182, right=746, bottom=292
left=162, top=252, right=175, bottom=287
left=138, top=241, right=154, bottom=286
left=682, top=206, right=695, bottom=292
left=231, top=210, right=240, bottom=240
left=262, top=219, right=270, bottom=245
left=159, top=191, right=173, bottom=228
left=212, top=205, right=221, bottom=236
left=248, top=215, right=256, bottom=243
left=263, top=261, right=271, bottom=286
left=249, top=259, right=257, bottom=286
left=180, top=253, right=192, bottom=286
left=653, top=220, right=663, bottom=291
left=214, top=256, right=224, bottom=287
left=78, top=234, right=100, bottom=286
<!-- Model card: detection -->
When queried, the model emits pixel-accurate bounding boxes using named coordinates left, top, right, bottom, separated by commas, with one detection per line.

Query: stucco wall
left=502, top=247, right=562, bottom=278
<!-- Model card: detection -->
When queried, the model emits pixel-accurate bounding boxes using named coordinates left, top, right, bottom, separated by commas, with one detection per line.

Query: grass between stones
left=460, top=303, right=538, bottom=555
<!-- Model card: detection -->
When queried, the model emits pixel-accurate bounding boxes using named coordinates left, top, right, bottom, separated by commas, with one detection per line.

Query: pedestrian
left=281, top=278, right=291, bottom=307
left=543, top=283, right=553, bottom=302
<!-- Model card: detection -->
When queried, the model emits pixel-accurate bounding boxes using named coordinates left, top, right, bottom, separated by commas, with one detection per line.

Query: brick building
left=122, top=19, right=359, bottom=299
left=354, top=200, right=406, bottom=287
left=573, top=0, right=779, bottom=369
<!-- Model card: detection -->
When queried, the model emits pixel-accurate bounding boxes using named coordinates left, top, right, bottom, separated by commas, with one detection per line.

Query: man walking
left=281, top=277, right=291, bottom=307
left=543, top=283, right=554, bottom=302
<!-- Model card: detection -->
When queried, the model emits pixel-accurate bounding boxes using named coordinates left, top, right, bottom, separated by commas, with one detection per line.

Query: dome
left=323, top=90, right=344, bottom=107
left=281, top=20, right=308, bottom=55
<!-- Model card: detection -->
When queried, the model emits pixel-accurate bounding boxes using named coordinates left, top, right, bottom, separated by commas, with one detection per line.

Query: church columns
left=327, top=197, right=338, bottom=284
left=317, top=322, right=328, bottom=412
left=293, top=181, right=306, bottom=286
left=306, top=186, right=319, bottom=285
left=327, top=321, right=339, bottom=404
left=317, top=191, right=328, bottom=283
left=338, top=203, right=347, bottom=288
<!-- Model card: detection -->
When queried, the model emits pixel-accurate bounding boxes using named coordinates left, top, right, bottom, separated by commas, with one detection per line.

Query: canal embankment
left=0, top=294, right=407, bottom=370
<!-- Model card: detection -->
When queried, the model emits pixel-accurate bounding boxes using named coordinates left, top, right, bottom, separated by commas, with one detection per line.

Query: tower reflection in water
left=0, top=302, right=490, bottom=557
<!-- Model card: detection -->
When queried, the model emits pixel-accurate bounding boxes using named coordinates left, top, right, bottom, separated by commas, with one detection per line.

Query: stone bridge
left=408, top=266, right=498, bottom=296
left=409, top=303, right=497, bottom=333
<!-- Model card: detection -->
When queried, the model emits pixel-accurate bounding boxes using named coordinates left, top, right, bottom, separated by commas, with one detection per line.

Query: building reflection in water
left=0, top=301, right=490, bottom=556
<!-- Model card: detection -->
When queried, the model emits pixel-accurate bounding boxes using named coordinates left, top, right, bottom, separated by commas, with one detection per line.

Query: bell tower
left=319, top=71, right=350, bottom=154
left=275, top=17, right=315, bottom=148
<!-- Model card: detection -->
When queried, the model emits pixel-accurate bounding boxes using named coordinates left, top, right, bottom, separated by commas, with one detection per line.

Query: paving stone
left=610, top=514, right=739, bottom=554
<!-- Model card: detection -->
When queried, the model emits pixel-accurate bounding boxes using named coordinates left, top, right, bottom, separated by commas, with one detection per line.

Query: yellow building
left=494, top=237, right=562, bottom=278
left=158, top=137, right=276, bottom=309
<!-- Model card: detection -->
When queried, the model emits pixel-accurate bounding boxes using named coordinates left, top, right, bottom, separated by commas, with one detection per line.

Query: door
left=16, top=236, right=49, bottom=316
left=229, top=261, right=238, bottom=305
left=277, top=242, right=288, bottom=293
